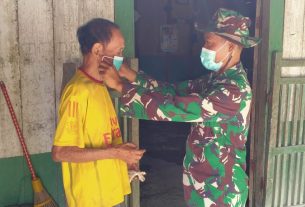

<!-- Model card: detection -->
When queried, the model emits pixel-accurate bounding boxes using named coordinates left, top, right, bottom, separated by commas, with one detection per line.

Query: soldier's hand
left=118, top=62, right=137, bottom=82
left=114, top=143, right=145, bottom=165
left=99, top=61, right=123, bottom=92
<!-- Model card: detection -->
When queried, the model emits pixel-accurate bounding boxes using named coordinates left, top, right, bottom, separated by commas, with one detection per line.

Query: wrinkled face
left=103, top=28, right=125, bottom=57
left=203, top=32, right=233, bottom=63
left=92, top=28, right=125, bottom=65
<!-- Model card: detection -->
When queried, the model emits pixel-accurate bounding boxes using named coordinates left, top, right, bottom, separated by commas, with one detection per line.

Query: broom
left=0, top=81, right=58, bottom=207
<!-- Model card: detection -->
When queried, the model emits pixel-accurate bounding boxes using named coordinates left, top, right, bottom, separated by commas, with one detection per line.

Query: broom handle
left=0, top=81, right=37, bottom=180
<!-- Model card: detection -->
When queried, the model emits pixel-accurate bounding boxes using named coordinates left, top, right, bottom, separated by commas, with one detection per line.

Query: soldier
left=100, top=8, right=260, bottom=207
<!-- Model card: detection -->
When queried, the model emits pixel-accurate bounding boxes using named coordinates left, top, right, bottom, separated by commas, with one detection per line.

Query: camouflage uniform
left=118, top=8, right=260, bottom=207
left=120, top=62, right=252, bottom=206
left=195, top=8, right=261, bottom=48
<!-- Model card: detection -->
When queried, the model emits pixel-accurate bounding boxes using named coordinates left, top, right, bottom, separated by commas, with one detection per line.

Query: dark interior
left=135, top=0, right=257, bottom=205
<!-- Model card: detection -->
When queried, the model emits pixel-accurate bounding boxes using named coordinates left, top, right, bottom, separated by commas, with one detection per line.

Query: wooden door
left=265, top=52, right=305, bottom=207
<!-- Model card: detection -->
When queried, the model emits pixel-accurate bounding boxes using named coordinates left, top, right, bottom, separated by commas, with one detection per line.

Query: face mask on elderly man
left=101, top=55, right=124, bottom=71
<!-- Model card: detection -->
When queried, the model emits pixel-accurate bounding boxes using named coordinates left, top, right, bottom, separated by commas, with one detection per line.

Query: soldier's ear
left=228, top=42, right=235, bottom=53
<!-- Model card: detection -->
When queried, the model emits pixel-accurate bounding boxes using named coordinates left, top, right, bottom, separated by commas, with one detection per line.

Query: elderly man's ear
left=92, top=43, right=104, bottom=57
left=92, top=43, right=112, bottom=65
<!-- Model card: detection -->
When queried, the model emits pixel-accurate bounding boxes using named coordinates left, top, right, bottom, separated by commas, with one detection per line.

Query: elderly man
left=52, top=18, right=145, bottom=207
left=100, top=8, right=260, bottom=207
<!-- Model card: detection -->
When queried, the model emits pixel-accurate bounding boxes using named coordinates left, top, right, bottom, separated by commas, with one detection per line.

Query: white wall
left=282, top=0, right=305, bottom=77
left=0, top=0, right=114, bottom=158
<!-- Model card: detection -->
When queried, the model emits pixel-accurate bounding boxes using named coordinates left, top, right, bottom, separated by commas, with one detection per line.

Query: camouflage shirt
left=120, top=63, right=252, bottom=207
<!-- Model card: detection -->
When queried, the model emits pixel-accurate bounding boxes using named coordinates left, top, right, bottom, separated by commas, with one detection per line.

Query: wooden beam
left=271, top=145, right=305, bottom=156
left=251, top=0, right=285, bottom=206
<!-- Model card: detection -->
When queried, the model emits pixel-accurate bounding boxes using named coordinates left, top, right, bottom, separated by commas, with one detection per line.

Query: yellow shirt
left=53, top=70, right=131, bottom=207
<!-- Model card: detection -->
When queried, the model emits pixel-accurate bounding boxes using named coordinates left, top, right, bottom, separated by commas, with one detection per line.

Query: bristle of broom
left=32, top=178, right=58, bottom=207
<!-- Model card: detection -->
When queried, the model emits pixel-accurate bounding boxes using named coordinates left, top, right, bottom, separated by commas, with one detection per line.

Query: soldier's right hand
left=114, top=143, right=145, bottom=165
left=118, top=63, right=137, bottom=82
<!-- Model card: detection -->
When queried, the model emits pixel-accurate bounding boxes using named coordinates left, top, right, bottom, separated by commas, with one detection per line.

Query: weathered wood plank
left=272, top=155, right=280, bottom=206
left=291, top=85, right=299, bottom=145
left=293, top=152, right=301, bottom=205
left=0, top=0, right=22, bottom=158
left=18, top=0, right=55, bottom=154
left=281, top=68, right=305, bottom=78
left=300, top=152, right=305, bottom=204
left=282, top=0, right=305, bottom=77
left=277, top=85, right=285, bottom=147
left=303, top=3, right=305, bottom=59
left=300, top=85, right=305, bottom=145
left=53, top=0, right=114, bottom=121
left=283, top=0, right=305, bottom=59
left=271, top=145, right=305, bottom=155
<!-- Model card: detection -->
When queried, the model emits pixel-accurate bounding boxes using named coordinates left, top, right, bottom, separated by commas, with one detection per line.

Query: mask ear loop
left=216, top=41, right=233, bottom=64
left=217, top=49, right=234, bottom=74
left=101, top=56, right=114, bottom=62
left=215, top=41, right=228, bottom=53
left=222, top=52, right=233, bottom=68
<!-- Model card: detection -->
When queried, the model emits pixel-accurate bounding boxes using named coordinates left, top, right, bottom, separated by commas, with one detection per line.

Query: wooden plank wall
left=18, top=0, right=55, bottom=157
left=0, top=0, right=21, bottom=157
left=282, top=0, right=305, bottom=68
left=0, top=0, right=114, bottom=158
left=282, top=0, right=305, bottom=152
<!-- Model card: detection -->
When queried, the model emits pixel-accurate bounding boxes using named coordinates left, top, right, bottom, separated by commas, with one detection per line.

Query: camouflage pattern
left=195, top=8, right=261, bottom=48
left=120, top=63, right=252, bottom=207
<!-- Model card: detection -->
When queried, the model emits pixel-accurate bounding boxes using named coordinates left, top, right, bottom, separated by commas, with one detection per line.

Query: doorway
left=134, top=0, right=257, bottom=206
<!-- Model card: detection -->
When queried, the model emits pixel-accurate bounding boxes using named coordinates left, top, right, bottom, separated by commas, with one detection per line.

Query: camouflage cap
left=195, top=8, right=261, bottom=48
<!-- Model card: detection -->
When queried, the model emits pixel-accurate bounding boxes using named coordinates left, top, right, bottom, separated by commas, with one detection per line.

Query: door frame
left=249, top=0, right=285, bottom=206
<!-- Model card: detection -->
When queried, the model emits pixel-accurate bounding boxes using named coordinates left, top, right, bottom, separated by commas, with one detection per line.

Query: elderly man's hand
left=113, top=143, right=145, bottom=166
left=99, top=61, right=123, bottom=92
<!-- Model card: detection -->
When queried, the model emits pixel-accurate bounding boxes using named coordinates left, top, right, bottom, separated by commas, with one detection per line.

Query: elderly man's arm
left=52, top=143, right=145, bottom=165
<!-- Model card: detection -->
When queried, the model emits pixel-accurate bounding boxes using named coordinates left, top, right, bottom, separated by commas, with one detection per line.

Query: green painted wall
left=0, top=153, right=65, bottom=206
left=266, top=0, right=285, bottom=90
left=114, top=0, right=135, bottom=58
left=264, top=0, right=285, bottom=206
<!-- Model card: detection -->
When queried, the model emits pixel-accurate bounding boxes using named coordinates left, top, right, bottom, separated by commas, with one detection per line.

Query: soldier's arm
left=123, top=69, right=210, bottom=97
left=120, top=82, right=247, bottom=122
left=119, top=64, right=209, bottom=96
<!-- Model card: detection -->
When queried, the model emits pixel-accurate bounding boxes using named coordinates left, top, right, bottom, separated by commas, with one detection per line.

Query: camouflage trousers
left=183, top=173, right=248, bottom=207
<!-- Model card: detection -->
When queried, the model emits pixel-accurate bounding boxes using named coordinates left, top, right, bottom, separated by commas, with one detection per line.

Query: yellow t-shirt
left=53, top=70, right=131, bottom=207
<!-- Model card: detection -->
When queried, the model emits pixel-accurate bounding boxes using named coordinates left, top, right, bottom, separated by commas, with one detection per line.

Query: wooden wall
left=282, top=0, right=305, bottom=75
left=0, top=0, right=114, bottom=158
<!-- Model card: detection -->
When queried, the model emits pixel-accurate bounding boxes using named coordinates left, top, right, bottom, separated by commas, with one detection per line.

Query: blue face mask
left=200, top=42, right=229, bottom=72
left=102, top=56, right=124, bottom=71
